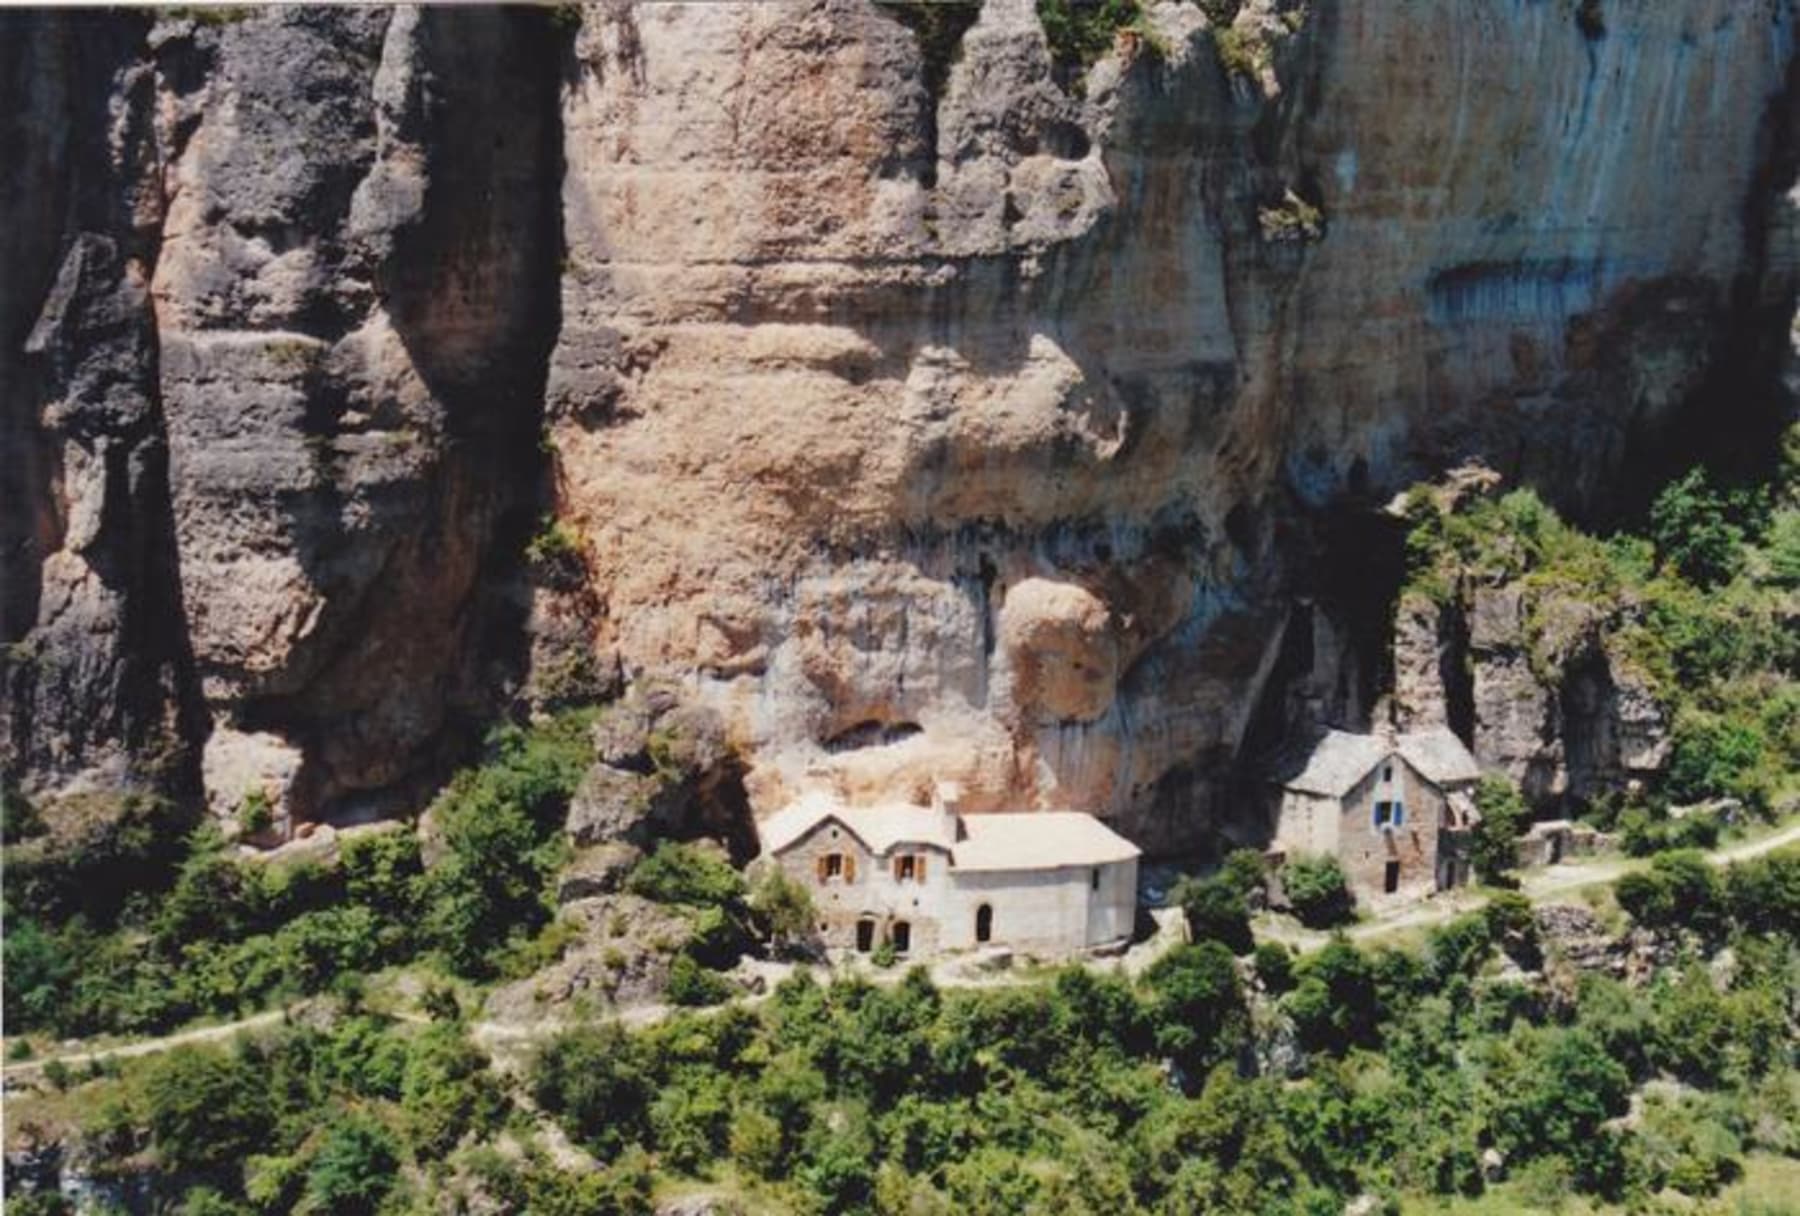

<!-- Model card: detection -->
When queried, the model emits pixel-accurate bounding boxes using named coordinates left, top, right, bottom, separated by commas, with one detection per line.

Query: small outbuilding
left=758, top=792, right=1140, bottom=958
left=1268, top=726, right=1482, bottom=900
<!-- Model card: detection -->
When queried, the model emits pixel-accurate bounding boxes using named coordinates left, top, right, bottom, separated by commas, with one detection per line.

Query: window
left=1373, top=800, right=1405, bottom=830
left=1384, top=861, right=1401, bottom=894
left=893, top=854, right=925, bottom=882
left=817, top=852, right=855, bottom=883
left=891, top=921, right=911, bottom=954
left=856, top=918, right=875, bottom=953
left=1382, top=764, right=1393, bottom=783
left=975, top=904, right=993, bottom=943
left=1091, top=867, right=1101, bottom=891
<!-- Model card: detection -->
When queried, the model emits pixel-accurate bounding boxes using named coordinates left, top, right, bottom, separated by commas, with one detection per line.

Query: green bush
left=667, top=953, right=733, bottom=1007
left=422, top=708, right=596, bottom=976
left=626, top=841, right=746, bottom=908
left=1171, top=872, right=1253, bottom=954
left=1650, top=468, right=1747, bottom=587
left=531, top=1022, right=655, bottom=1157
left=1253, top=941, right=1295, bottom=995
left=304, top=1113, right=399, bottom=1215
left=1283, top=855, right=1355, bottom=928
left=748, top=866, right=816, bottom=956
left=1036, top=0, right=1143, bottom=75
left=1143, top=941, right=1247, bottom=1080
left=145, top=1046, right=273, bottom=1174
left=1471, top=775, right=1527, bottom=884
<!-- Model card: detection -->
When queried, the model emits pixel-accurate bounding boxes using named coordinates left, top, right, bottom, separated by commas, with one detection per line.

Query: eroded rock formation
left=4, top=1, right=1796, bottom=854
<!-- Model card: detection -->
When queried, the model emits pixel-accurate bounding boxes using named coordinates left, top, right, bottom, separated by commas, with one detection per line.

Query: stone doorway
left=891, top=920, right=911, bottom=954
left=1384, top=861, right=1401, bottom=894
left=975, top=903, right=993, bottom=944
left=856, top=918, right=875, bottom=953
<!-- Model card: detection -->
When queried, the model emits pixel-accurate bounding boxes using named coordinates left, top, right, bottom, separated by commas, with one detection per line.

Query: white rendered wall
left=943, top=860, right=1135, bottom=953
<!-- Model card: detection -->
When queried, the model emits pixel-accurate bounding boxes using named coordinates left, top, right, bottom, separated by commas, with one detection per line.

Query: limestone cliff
left=4, top=1, right=1796, bottom=855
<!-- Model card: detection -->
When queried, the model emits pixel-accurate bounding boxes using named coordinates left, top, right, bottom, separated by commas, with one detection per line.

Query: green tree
left=748, top=865, right=816, bottom=957
left=1470, top=775, right=1526, bottom=885
left=145, top=1046, right=273, bottom=1174
left=1283, top=855, right=1354, bottom=928
left=403, top=1021, right=504, bottom=1156
left=1650, top=468, right=1744, bottom=587
left=1170, top=872, right=1253, bottom=954
left=1142, top=942, right=1246, bottom=1081
left=304, top=1114, right=399, bottom=1215
left=531, top=1022, right=654, bottom=1157
left=626, top=841, right=746, bottom=907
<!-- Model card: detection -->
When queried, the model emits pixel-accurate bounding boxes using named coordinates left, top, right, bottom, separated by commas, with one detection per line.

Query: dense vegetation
left=1402, top=437, right=1800, bottom=823
left=7, top=456, right=1797, bottom=1214
left=11, top=846, right=1797, bottom=1215
left=3, top=710, right=596, bottom=1039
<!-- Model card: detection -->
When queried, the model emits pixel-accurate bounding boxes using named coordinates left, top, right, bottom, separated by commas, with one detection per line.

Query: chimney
left=931, top=780, right=963, bottom=841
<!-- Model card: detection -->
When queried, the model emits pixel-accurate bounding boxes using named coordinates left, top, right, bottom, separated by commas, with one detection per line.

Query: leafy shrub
left=1253, top=941, right=1295, bottom=995
left=1036, top=0, right=1143, bottom=76
left=532, top=1022, right=654, bottom=1157
left=1143, top=941, right=1247, bottom=1079
left=667, top=953, right=733, bottom=1007
left=1283, top=855, right=1354, bottom=928
left=1471, top=775, right=1526, bottom=884
left=422, top=709, right=595, bottom=976
left=749, top=866, right=816, bottom=956
left=626, top=841, right=746, bottom=908
left=1650, top=468, right=1748, bottom=587
left=145, top=1046, right=273, bottom=1174
left=1171, top=873, right=1253, bottom=954
left=304, top=1113, right=399, bottom=1215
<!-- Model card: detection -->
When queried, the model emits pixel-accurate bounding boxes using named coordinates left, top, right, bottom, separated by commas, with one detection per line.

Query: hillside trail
left=9, top=819, right=1796, bottom=1081
left=1258, top=817, right=1800, bottom=954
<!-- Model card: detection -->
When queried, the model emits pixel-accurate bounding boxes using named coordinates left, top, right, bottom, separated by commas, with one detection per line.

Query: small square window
left=1382, top=764, right=1393, bottom=783
left=897, top=855, right=918, bottom=881
left=823, top=853, right=844, bottom=878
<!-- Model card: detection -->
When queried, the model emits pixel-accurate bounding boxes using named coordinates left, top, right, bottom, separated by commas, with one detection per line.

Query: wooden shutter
left=916, top=856, right=926, bottom=881
left=893, top=856, right=904, bottom=881
left=816, top=855, right=829, bottom=883
left=844, top=853, right=856, bottom=882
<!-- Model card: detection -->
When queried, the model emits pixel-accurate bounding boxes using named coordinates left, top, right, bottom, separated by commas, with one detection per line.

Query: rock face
left=4, top=2, right=1797, bottom=853
left=1392, top=580, right=1672, bottom=807
left=5, top=8, right=565, bottom=826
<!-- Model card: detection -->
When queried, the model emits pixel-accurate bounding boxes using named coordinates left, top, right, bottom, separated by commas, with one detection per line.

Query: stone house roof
left=760, top=797, right=1140, bottom=872
left=759, top=792, right=956, bottom=856
left=1275, top=730, right=1393, bottom=797
left=1274, top=726, right=1481, bottom=797
left=952, top=812, right=1140, bottom=872
left=1396, top=726, right=1483, bottom=787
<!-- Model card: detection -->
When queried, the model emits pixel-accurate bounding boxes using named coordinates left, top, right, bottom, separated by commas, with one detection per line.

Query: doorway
left=975, top=903, right=993, bottom=944
left=855, top=918, right=875, bottom=953
left=890, top=921, right=911, bottom=954
left=1383, top=861, right=1401, bottom=894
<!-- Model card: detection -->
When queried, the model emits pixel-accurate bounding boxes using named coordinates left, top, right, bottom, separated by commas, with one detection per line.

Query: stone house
left=1268, top=727, right=1482, bottom=900
left=758, top=793, right=1140, bottom=958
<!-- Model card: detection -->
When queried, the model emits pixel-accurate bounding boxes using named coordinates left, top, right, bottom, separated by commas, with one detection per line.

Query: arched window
left=975, top=904, right=993, bottom=944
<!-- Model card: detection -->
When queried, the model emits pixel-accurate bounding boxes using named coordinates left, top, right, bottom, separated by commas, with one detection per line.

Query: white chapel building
left=757, top=792, right=1140, bottom=958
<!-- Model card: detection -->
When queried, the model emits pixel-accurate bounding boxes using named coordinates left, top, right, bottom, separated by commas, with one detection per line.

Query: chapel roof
left=1274, top=726, right=1481, bottom=797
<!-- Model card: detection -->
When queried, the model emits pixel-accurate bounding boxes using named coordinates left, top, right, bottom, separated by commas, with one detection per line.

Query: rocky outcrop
left=1392, top=575, right=1672, bottom=807
left=5, top=8, right=565, bottom=831
left=4, top=1, right=1796, bottom=854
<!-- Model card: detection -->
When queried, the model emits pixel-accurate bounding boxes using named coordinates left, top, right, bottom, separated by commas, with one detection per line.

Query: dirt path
left=11, top=822, right=1795, bottom=1080
left=1261, top=817, right=1800, bottom=955
left=2, top=1008, right=292, bottom=1082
